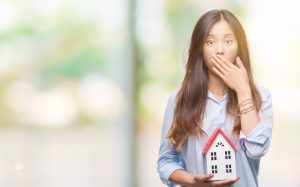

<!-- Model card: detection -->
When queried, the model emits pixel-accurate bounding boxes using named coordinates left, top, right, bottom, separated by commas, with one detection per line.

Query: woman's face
left=203, top=19, right=238, bottom=73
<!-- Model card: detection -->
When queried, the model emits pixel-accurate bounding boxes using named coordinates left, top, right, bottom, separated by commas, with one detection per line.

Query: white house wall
left=205, top=134, right=236, bottom=181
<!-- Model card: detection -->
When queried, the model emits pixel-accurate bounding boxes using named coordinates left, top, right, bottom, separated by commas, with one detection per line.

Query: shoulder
left=256, top=85, right=271, bottom=100
left=169, top=90, right=179, bottom=102
left=166, top=90, right=179, bottom=110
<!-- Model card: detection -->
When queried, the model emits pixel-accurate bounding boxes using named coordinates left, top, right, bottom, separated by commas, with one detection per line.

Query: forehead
left=207, top=20, right=235, bottom=37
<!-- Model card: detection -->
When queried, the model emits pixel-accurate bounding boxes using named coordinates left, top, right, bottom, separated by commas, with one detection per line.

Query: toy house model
left=202, top=128, right=237, bottom=181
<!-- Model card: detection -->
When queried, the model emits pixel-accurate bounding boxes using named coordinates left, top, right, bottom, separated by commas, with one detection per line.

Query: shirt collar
left=207, top=89, right=228, bottom=104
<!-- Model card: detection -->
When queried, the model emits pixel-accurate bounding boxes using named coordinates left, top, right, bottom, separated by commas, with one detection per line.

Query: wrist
left=185, top=174, right=196, bottom=186
left=170, top=170, right=196, bottom=187
left=236, top=86, right=251, bottom=100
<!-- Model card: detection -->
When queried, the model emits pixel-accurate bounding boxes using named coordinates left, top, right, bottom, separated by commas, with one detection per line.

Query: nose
left=216, top=43, right=224, bottom=55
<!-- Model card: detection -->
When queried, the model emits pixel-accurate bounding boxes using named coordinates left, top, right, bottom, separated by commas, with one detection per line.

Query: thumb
left=194, top=173, right=214, bottom=182
left=236, top=56, right=244, bottom=68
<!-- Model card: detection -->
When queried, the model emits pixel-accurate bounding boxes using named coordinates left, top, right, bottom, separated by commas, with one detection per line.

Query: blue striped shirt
left=157, top=86, right=273, bottom=187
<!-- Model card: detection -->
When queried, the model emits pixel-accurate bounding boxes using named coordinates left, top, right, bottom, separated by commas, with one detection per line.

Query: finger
left=210, top=176, right=240, bottom=186
left=212, top=58, right=227, bottom=75
left=212, top=66, right=226, bottom=81
left=213, top=55, right=230, bottom=71
left=211, top=180, right=235, bottom=186
left=216, top=54, right=236, bottom=69
left=194, top=173, right=214, bottom=182
left=236, top=56, right=244, bottom=69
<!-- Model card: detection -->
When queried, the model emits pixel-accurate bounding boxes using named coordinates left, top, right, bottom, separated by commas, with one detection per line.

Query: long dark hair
left=167, top=9, right=261, bottom=150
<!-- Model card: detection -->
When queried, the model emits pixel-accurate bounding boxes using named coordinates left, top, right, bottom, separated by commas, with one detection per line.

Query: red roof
left=202, top=128, right=237, bottom=154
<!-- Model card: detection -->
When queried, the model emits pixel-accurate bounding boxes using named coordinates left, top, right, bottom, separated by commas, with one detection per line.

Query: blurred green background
left=0, top=0, right=300, bottom=186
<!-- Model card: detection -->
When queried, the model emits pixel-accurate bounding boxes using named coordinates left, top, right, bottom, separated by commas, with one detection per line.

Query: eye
left=225, top=39, right=233, bottom=45
left=207, top=40, right=215, bottom=46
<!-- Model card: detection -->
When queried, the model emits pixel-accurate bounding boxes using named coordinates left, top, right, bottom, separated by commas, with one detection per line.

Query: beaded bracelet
left=239, top=101, right=254, bottom=111
left=238, top=106, right=256, bottom=116
left=238, top=98, right=253, bottom=107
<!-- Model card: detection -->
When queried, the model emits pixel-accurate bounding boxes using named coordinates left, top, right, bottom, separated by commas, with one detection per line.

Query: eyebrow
left=207, top=33, right=234, bottom=37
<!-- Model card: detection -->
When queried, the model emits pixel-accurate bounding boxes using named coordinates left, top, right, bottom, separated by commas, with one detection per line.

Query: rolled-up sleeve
left=157, top=93, right=185, bottom=186
left=239, top=87, right=273, bottom=159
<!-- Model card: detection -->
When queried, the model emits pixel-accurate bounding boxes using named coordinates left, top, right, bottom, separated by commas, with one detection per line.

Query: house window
left=225, top=151, right=231, bottom=159
left=210, top=152, right=217, bottom=160
left=216, top=142, right=224, bottom=147
left=211, top=165, right=218, bottom=174
left=226, top=164, right=232, bottom=173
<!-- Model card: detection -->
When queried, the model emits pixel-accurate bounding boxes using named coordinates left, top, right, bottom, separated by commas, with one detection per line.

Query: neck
left=208, top=72, right=228, bottom=97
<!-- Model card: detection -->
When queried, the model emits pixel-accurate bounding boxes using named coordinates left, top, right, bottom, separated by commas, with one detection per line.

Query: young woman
left=157, top=9, right=273, bottom=187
